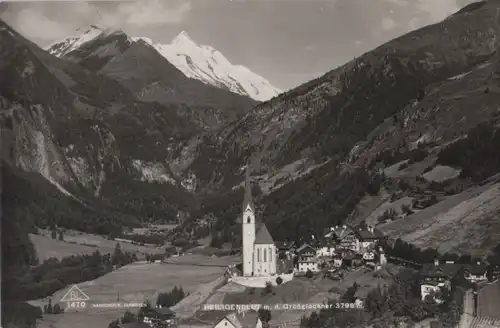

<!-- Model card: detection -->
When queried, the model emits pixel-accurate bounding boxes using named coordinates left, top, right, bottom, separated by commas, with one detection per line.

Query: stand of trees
left=3, top=243, right=136, bottom=302
left=437, top=122, right=500, bottom=182
left=263, top=164, right=382, bottom=243
left=120, top=233, right=167, bottom=246
left=383, top=238, right=500, bottom=269
left=369, top=144, right=429, bottom=169
left=156, top=286, right=186, bottom=308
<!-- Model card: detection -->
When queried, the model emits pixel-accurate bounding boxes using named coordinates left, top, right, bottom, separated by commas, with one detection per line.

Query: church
left=239, top=166, right=277, bottom=277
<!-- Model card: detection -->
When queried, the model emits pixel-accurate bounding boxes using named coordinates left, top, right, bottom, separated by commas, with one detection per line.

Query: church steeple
left=242, top=163, right=255, bottom=213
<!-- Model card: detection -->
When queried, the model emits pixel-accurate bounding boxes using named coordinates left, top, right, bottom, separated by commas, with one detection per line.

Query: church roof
left=255, top=223, right=274, bottom=244
left=242, top=164, right=255, bottom=213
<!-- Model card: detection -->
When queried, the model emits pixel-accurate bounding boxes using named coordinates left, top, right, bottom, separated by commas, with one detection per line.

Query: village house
left=355, top=226, right=385, bottom=252
left=489, top=265, right=500, bottom=281
left=296, top=244, right=320, bottom=272
left=142, top=307, right=176, bottom=327
left=297, top=256, right=319, bottom=272
left=362, top=248, right=387, bottom=271
left=210, top=311, right=261, bottom=328
left=464, top=262, right=489, bottom=283
left=213, top=312, right=244, bottom=328
left=316, top=242, right=336, bottom=257
left=296, top=243, right=316, bottom=258
left=329, top=225, right=358, bottom=251
left=420, top=259, right=464, bottom=303
left=342, top=253, right=364, bottom=268
left=275, top=241, right=296, bottom=260
left=328, top=225, right=384, bottom=253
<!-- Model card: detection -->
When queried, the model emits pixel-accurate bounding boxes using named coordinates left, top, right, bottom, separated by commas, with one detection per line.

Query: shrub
left=305, top=270, right=313, bottom=278
left=276, top=276, right=283, bottom=285
left=377, top=208, right=397, bottom=224
left=264, top=281, right=273, bottom=294
left=401, top=204, right=413, bottom=216
left=52, top=303, right=62, bottom=314
left=121, top=310, right=136, bottom=324
left=108, top=319, right=120, bottom=328
left=258, top=308, right=272, bottom=323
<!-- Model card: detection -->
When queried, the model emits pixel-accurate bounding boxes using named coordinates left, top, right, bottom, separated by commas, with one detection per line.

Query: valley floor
left=33, top=257, right=235, bottom=328
left=30, top=229, right=165, bottom=261
left=31, top=251, right=399, bottom=328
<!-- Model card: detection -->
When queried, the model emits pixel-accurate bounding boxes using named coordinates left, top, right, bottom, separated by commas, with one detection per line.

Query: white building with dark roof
left=240, top=165, right=277, bottom=277
left=296, top=243, right=320, bottom=272
left=464, top=262, right=488, bottom=283
left=213, top=312, right=244, bottom=328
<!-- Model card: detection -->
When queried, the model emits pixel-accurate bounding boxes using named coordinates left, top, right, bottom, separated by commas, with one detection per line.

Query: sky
left=0, top=0, right=479, bottom=91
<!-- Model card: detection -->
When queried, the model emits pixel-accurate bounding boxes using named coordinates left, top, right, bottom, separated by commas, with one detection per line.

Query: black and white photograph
left=2, top=0, right=500, bottom=327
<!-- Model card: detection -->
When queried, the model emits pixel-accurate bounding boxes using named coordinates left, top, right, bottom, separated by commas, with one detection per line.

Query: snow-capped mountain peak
left=133, top=31, right=281, bottom=101
left=172, top=30, right=196, bottom=46
left=47, top=27, right=281, bottom=101
left=47, top=25, right=130, bottom=57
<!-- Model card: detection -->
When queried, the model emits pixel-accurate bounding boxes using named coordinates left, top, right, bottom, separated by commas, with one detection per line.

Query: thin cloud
left=414, top=0, right=460, bottom=21
left=383, top=0, right=409, bottom=6
left=3, top=7, right=71, bottom=40
left=381, top=17, right=396, bottom=30
left=116, top=0, right=192, bottom=26
left=1, top=0, right=192, bottom=43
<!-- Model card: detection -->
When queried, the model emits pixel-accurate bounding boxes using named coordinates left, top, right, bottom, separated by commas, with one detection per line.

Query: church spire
left=242, top=163, right=255, bottom=213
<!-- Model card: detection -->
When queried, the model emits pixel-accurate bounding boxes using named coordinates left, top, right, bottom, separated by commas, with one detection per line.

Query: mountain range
left=47, top=25, right=281, bottom=102
left=3, top=2, right=500, bottom=325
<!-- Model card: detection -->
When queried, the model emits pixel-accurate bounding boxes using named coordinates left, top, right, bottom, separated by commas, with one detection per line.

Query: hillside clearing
left=379, top=182, right=500, bottom=255
left=422, top=165, right=461, bottom=182
left=363, top=196, right=415, bottom=227
left=348, top=189, right=389, bottom=227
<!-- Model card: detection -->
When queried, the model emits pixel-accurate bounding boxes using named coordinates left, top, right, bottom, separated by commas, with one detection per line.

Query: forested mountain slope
left=188, top=0, right=500, bottom=251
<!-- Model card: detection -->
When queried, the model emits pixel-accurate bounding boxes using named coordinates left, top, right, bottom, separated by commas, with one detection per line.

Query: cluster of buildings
left=236, top=166, right=388, bottom=278
left=127, top=168, right=500, bottom=328
left=275, top=224, right=387, bottom=275
left=419, top=259, right=500, bottom=303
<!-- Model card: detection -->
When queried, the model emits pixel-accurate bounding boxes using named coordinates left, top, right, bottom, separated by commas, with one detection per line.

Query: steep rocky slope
left=0, top=19, right=200, bottom=237
left=188, top=0, right=500, bottom=187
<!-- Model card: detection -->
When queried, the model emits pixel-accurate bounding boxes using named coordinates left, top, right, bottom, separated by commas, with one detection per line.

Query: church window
left=247, top=217, right=250, bottom=223
left=269, top=248, right=272, bottom=262
left=257, top=248, right=260, bottom=262
left=264, top=248, right=267, bottom=262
